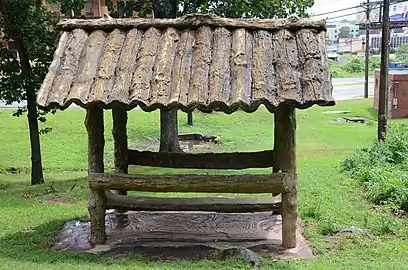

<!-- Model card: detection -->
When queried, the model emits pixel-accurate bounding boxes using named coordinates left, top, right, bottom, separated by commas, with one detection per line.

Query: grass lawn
left=331, top=71, right=374, bottom=79
left=0, top=99, right=407, bottom=269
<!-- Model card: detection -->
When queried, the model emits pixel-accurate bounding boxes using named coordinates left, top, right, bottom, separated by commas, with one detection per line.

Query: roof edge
left=58, top=13, right=327, bottom=32
left=37, top=99, right=336, bottom=114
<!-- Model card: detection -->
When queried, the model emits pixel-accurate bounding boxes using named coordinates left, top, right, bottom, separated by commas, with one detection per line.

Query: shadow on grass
left=5, top=176, right=90, bottom=199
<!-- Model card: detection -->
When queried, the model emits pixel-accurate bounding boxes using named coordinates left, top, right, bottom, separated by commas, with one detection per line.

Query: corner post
left=112, top=106, right=128, bottom=196
left=86, top=105, right=106, bottom=245
left=273, top=103, right=298, bottom=248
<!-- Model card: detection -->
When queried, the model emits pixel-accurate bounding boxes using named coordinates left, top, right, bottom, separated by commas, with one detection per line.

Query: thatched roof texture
left=37, top=14, right=334, bottom=113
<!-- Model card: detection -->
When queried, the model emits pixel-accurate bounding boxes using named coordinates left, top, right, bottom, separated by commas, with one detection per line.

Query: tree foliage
left=106, top=0, right=154, bottom=17
left=396, top=44, right=408, bottom=66
left=179, top=0, right=313, bottom=18
left=107, top=0, right=314, bottom=19
left=338, top=26, right=353, bottom=39
left=56, top=0, right=85, bottom=18
left=0, top=0, right=60, bottom=126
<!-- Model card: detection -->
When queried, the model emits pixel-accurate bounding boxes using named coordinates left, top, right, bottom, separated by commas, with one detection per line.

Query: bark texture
left=112, top=106, right=128, bottom=196
left=187, top=111, right=193, bottom=126
left=85, top=106, right=106, bottom=245
left=273, top=103, right=298, bottom=248
left=37, top=22, right=334, bottom=113
left=105, top=192, right=281, bottom=213
left=27, top=84, right=44, bottom=185
left=128, top=150, right=274, bottom=169
left=58, top=13, right=327, bottom=32
left=159, top=108, right=181, bottom=152
left=89, top=172, right=287, bottom=194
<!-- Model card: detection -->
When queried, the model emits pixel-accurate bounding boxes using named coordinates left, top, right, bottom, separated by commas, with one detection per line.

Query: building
left=326, top=24, right=338, bottom=42
left=338, top=38, right=363, bottom=53
left=326, top=22, right=360, bottom=43
left=365, top=32, right=408, bottom=50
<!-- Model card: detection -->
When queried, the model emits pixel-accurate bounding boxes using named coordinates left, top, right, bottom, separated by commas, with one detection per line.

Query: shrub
left=330, top=65, right=348, bottom=78
left=341, top=123, right=408, bottom=213
left=343, top=57, right=364, bottom=73
left=369, top=56, right=381, bottom=71
left=329, top=56, right=370, bottom=77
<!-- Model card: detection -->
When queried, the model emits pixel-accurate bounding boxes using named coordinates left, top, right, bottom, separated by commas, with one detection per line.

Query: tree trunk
left=159, top=108, right=182, bottom=152
left=153, top=0, right=181, bottom=153
left=187, top=111, right=193, bottom=126
left=27, top=86, right=44, bottom=185
left=18, top=43, right=44, bottom=185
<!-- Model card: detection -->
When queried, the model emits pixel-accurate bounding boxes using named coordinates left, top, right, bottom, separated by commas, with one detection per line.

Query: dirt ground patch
left=41, top=194, right=82, bottom=205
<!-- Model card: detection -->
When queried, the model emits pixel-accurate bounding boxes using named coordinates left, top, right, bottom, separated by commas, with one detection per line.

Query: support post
left=86, top=106, right=106, bottom=245
left=273, top=103, right=297, bottom=248
left=112, top=106, right=128, bottom=196
left=378, top=0, right=390, bottom=141
left=364, top=0, right=370, bottom=99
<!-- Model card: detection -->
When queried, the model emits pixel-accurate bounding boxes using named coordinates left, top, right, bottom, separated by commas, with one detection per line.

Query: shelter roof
left=36, top=14, right=334, bottom=113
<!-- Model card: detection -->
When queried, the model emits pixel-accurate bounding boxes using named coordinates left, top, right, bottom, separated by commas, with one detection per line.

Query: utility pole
left=378, top=0, right=390, bottom=141
left=361, top=0, right=381, bottom=98
left=364, top=0, right=371, bottom=98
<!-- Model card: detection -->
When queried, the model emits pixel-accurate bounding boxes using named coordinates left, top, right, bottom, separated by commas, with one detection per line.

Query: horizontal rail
left=89, top=172, right=288, bottom=194
left=105, top=192, right=281, bottom=214
left=128, top=150, right=274, bottom=169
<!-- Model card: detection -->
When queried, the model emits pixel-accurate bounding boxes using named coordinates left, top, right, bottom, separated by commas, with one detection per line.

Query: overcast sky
left=309, top=0, right=362, bottom=21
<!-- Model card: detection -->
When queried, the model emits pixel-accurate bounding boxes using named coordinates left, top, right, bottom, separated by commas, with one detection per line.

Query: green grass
left=0, top=99, right=408, bottom=269
left=332, top=71, right=374, bottom=79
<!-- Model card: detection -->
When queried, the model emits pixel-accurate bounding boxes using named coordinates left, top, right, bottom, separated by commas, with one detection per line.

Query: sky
left=308, top=0, right=362, bottom=21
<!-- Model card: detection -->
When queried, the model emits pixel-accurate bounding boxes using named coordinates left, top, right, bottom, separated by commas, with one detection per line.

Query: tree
left=0, top=0, right=60, bottom=185
left=393, top=28, right=404, bottom=34
left=106, top=0, right=315, bottom=152
left=58, top=0, right=85, bottom=18
left=179, top=0, right=313, bottom=18
left=339, top=26, right=353, bottom=39
left=396, top=44, right=408, bottom=66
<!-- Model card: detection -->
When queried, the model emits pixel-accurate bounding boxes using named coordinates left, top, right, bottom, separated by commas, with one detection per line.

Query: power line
left=310, top=5, right=361, bottom=17
left=325, top=11, right=365, bottom=21
left=319, top=0, right=403, bottom=21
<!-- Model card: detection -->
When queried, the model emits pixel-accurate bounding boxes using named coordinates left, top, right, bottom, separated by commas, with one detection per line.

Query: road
left=0, top=77, right=375, bottom=108
left=332, top=77, right=375, bottom=101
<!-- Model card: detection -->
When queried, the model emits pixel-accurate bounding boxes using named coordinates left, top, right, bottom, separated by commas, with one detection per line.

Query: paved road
left=0, top=101, right=26, bottom=109
left=0, top=77, right=375, bottom=108
left=332, top=77, right=374, bottom=86
left=332, top=77, right=375, bottom=101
